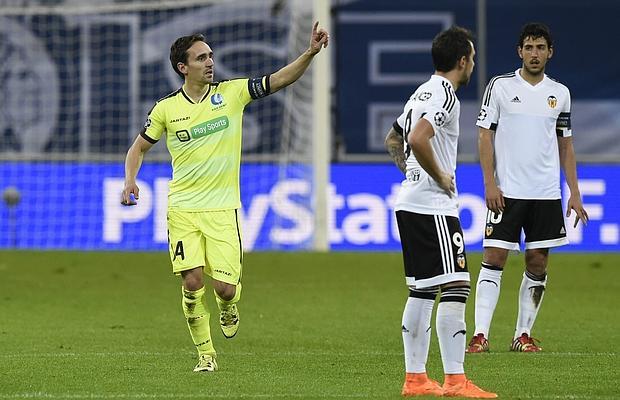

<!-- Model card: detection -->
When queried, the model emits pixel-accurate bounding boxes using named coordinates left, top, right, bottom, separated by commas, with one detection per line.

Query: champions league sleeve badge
left=434, top=111, right=447, bottom=127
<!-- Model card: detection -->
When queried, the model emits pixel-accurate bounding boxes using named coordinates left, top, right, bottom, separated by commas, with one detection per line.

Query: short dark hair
left=518, top=23, right=553, bottom=48
left=431, top=26, right=474, bottom=72
left=170, top=33, right=205, bottom=78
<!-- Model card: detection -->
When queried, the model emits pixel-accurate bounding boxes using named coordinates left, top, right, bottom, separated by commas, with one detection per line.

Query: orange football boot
left=401, top=372, right=443, bottom=397
left=443, top=374, right=497, bottom=398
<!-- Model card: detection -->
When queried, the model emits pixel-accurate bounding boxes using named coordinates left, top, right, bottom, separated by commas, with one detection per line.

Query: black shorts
left=483, top=198, right=568, bottom=251
left=396, top=210, right=470, bottom=289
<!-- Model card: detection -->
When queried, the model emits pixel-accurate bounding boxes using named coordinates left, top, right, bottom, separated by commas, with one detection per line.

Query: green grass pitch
left=0, top=251, right=618, bottom=399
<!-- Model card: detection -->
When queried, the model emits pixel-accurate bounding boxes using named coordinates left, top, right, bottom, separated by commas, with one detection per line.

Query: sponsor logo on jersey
left=169, top=116, right=190, bottom=123
left=485, top=224, right=493, bottom=237
left=190, top=116, right=229, bottom=139
left=211, top=93, right=224, bottom=106
left=510, top=96, right=521, bottom=103
left=175, top=130, right=190, bottom=142
left=547, top=95, right=557, bottom=108
left=434, top=111, right=446, bottom=127
left=477, top=109, right=487, bottom=121
left=560, top=226, right=566, bottom=234
left=214, top=268, right=232, bottom=276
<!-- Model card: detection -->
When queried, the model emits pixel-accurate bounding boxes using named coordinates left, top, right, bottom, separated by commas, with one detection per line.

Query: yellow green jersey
left=141, top=76, right=271, bottom=210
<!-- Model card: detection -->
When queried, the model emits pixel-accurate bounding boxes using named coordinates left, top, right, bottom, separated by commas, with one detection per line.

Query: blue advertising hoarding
left=335, top=1, right=620, bottom=158
left=1, top=163, right=618, bottom=252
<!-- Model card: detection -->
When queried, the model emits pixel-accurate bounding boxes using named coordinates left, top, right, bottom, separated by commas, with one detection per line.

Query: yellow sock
left=182, top=286, right=215, bottom=356
left=214, top=282, right=242, bottom=311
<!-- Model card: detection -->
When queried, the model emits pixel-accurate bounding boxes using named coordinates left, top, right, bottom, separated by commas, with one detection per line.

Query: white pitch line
left=0, top=351, right=616, bottom=359
left=0, top=351, right=396, bottom=359
left=0, top=352, right=193, bottom=359
left=474, top=352, right=617, bottom=357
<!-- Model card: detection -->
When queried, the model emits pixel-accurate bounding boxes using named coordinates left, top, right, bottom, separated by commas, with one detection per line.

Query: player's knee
left=214, top=283, right=236, bottom=301
left=181, top=268, right=204, bottom=292
left=526, top=263, right=547, bottom=276
left=184, top=279, right=202, bottom=292
left=525, top=250, right=548, bottom=275
left=483, top=248, right=508, bottom=268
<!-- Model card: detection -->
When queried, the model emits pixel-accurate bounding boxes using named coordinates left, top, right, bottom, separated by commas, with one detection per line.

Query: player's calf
left=219, top=303, right=239, bottom=338
left=214, top=283, right=241, bottom=339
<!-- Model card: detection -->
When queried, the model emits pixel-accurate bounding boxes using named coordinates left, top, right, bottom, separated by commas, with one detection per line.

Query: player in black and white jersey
left=467, top=23, right=589, bottom=354
left=385, top=27, right=496, bottom=399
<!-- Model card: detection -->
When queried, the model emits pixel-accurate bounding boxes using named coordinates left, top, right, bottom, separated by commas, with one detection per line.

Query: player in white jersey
left=467, top=23, right=589, bottom=354
left=385, top=26, right=496, bottom=399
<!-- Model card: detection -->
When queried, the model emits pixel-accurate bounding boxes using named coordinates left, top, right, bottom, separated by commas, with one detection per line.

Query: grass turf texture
left=0, top=251, right=618, bottom=399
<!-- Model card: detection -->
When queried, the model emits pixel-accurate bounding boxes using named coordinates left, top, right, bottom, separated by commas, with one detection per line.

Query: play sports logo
left=190, top=116, right=229, bottom=138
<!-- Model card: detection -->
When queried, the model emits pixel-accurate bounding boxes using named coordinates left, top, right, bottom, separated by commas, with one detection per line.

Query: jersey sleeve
left=476, top=79, right=500, bottom=131
left=235, top=75, right=272, bottom=106
left=393, top=94, right=419, bottom=137
left=393, top=107, right=407, bottom=136
left=420, top=88, right=456, bottom=135
left=556, top=88, right=572, bottom=137
left=141, top=101, right=166, bottom=143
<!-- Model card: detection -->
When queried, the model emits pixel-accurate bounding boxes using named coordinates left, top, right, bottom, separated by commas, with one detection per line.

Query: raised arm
left=121, top=134, right=154, bottom=205
left=478, top=127, right=504, bottom=213
left=269, top=21, right=329, bottom=93
left=408, top=118, right=454, bottom=196
left=558, top=136, right=588, bottom=227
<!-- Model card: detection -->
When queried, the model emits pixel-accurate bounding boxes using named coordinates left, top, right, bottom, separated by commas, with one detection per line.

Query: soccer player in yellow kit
left=121, top=22, right=329, bottom=372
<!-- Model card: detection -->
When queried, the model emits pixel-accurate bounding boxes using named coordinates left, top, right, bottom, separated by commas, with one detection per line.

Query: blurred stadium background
left=0, top=0, right=618, bottom=398
left=0, top=0, right=618, bottom=252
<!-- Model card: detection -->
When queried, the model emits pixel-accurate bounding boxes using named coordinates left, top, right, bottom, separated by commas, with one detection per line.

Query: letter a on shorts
left=174, top=241, right=185, bottom=261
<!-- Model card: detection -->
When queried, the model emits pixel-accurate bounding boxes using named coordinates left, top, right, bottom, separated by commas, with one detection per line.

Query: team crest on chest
left=210, top=93, right=225, bottom=109
left=547, top=95, right=557, bottom=109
